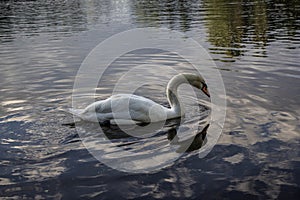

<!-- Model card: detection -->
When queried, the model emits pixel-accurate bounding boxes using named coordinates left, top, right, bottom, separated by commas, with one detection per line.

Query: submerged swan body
left=70, top=73, right=210, bottom=123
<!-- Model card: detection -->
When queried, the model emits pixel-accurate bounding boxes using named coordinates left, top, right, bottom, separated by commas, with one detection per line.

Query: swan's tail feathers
left=68, top=108, right=84, bottom=118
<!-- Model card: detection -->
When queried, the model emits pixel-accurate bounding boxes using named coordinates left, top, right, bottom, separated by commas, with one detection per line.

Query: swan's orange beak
left=201, top=85, right=210, bottom=98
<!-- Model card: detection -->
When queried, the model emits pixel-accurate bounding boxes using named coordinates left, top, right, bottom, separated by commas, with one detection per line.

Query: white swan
left=69, top=73, right=210, bottom=124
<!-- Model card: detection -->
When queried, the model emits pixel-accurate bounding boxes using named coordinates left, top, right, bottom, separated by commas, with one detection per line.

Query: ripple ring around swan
left=72, top=28, right=227, bottom=173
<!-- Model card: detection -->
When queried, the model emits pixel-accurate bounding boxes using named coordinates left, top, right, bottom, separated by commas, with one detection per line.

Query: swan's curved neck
left=166, top=75, right=186, bottom=118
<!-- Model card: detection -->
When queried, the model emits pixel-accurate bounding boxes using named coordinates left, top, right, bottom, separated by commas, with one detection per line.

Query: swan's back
left=82, top=94, right=167, bottom=122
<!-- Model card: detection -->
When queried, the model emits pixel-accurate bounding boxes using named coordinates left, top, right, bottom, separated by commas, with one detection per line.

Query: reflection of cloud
left=7, top=143, right=67, bottom=182
left=221, top=94, right=299, bottom=147
left=223, top=153, right=244, bottom=164
left=21, top=160, right=66, bottom=181
left=0, top=177, right=15, bottom=186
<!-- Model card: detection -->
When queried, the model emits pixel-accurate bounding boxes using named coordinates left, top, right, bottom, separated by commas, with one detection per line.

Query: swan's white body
left=70, top=94, right=172, bottom=123
left=70, top=73, right=209, bottom=124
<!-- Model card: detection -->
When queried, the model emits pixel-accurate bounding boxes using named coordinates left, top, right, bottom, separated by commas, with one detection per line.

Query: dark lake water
left=0, top=0, right=299, bottom=199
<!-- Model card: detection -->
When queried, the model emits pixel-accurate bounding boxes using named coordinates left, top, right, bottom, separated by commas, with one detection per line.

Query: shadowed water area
left=0, top=0, right=299, bottom=199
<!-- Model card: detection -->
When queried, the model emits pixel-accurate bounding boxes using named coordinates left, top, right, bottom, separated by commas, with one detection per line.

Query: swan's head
left=182, top=73, right=210, bottom=97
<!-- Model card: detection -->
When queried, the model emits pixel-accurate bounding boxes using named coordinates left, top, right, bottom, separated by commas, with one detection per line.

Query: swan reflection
left=63, top=118, right=209, bottom=153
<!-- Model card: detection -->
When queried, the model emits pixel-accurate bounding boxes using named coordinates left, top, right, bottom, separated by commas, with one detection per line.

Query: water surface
left=0, top=0, right=299, bottom=199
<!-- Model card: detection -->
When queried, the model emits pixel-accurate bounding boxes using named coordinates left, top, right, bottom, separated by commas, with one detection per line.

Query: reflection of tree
left=131, top=0, right=299, bottom=59
left=204, top=0, right=299, bottom=58
left=266, top=0, right=300, bottom=38
left=131, top=0, right=201, bottom=32
left=204, top=0, right=245, bottom=57
left=131, top=0, right=300, bottom=58
left=253, top=0, right=267, bottom=48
